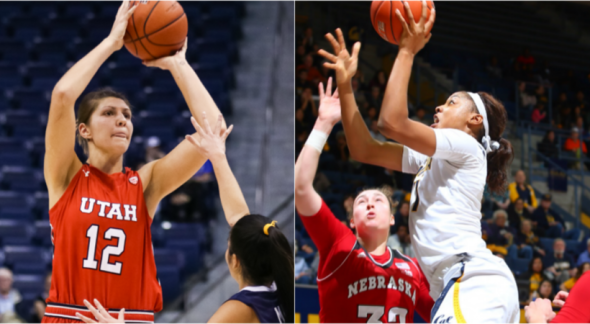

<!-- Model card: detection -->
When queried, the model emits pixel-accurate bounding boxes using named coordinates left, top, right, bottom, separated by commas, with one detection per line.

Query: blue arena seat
left=4, top=246, right=48, bottom=267
left=12, top=274, right=45, bottom=299
left=0, top=64, right=22, bottom=89
left=0, top=219, right=34, bottom=246
left=0, top=152, right=31, bottom=168
left=33, top=221, right=52, bottom=247
left=157, top=265, right=181, bottom=302
left=33, top=40, right=69, bottom=65
left=11, top=88, right=49, bottom=112
left=1, top=167, right=42, bottom=193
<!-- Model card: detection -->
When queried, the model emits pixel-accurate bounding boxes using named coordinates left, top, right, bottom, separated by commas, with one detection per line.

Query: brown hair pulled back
left=349, top=186, right=397, bottom=220
left=76, top=88, right=131, bottom=155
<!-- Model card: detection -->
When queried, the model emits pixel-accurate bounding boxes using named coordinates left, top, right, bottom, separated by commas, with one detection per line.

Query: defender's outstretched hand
left=186, top=112, right=234, bottom=161
left=107, top=0, right=138, bottom=50
left=142, top=38, right=189, bottom=70
left=317, top=28, right=361, bottom=85
left=76, top=299, right=125, bottom=323
left=317, top=77, right=341, bottom=127
left=395, top=0, right=435, bottom=56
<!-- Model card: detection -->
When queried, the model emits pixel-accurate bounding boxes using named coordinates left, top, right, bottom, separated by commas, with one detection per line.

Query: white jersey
left=402, top=128, right=493, bottom=299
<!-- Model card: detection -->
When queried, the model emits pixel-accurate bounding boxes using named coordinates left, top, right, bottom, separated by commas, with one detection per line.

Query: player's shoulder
left=209, top=299, right=258, bottom=323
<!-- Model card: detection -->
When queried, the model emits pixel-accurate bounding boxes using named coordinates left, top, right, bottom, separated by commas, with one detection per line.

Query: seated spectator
left=517, top=47, right=535, bottom=72
left=387, top=224, right=415, bottom=258
left=486, top=56, right=502, bottom=78
left=537, top=130, right=559, bottom=160
left=352, top=78, right=367, bottom=110
left=575, top=90, right=588, bottom=111
left=486, top=210, right=515, bottom=256
left=364, top=106, right=378, bottom=127
left=369, top=120, right=386, bottom=142
left=515, top=219, right=546, bottom=257
left=532, top=194, right=564, bottom=238
left=482, top=184, right=510, bottom=212
left=530, top=279, right=554, bottom=303
left=563, top=127, right=587, bottom=168
left=518, top=82, right=536, bottom=108
left=369, top=70, right=387, bottom=94
left=0, top=268, right=22, bottom=323
left=392, top=201, right=409, bottom=234
left=330, top=131, right=350, bottom=162
left=294, top=243, right=314, bottom=285
left=135, top=136, right=165, bottom=169
left=531, top=102, right=547, bottom=123
left=544, top=238, right=575, bottom=287
left=300, top=26, right=315, bottom=53
left=524, top=257, right=549, bottom=297
left=32, top=273, right=51, bottom=323
left=297, top=87, right=318, bottom=124
left=296, top=69, right=313, bottom=96
left=366, top=86, right=383, bottom=111
left=411, top=107, right=433, bottom=126
left=508, top=170, right=538, bottom=213
left=295, top=43, right=306, bottom=67
left=296, top=54, right=325, bottom=85
left=535, top=85, right=548, bottom=106
left=560, top=262, right=590, bottom=292
left=535, top=60, right=551, bottom=86
left=554, top=92, right=572, bottom=128
left=577, top=238, right=590, bottom=267
left=574, top=116, right=589, bottom=141
left=507, top=198, right=532, bottom=232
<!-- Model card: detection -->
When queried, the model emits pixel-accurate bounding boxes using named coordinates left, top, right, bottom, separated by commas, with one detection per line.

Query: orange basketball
left=370, top=0, right=434, bottom=45
left=124, top=0, right=188, bottom=61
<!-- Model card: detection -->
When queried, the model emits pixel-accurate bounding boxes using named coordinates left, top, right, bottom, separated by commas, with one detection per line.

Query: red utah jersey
left=298, top=200, right=434, bottom=323
left=43, top=164, right=162, bottom=323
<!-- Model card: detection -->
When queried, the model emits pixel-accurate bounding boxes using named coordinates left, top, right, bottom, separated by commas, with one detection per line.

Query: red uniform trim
left=44, top=303, right=154, bottom=323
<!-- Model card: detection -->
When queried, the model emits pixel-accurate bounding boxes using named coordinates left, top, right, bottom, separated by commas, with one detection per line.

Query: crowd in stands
left=294, top=24, right=590, bottom=310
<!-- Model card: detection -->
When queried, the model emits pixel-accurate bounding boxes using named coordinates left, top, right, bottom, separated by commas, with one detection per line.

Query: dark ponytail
left=468, top=92, right=514, bottom=194
left=229, top=215, right=294, bottom=323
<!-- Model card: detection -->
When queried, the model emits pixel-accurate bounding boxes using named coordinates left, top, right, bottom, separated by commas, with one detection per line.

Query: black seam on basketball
left=129, top=13, right=138, bottom=56
left=372, top=1, right=385, bottom=31
left=131, top=6, right=155, bottom=59
left=391, top=1, right=398, bottom=44
left=125, top=12, right=186, bottom=45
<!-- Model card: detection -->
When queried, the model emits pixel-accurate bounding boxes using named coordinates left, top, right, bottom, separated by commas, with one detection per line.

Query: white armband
left=305, top=129, right=329, bottom=153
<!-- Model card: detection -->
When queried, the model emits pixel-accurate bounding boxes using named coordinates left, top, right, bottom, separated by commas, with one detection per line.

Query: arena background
left=295, top=1, right=590, bottom=323
left=0, top=1, right=294, bottom=323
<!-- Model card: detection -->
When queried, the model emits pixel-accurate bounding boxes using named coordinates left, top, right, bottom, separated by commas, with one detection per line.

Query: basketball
left=370, top=0, right=434, bottom=45
left=124, top=0, right=188, bottom=61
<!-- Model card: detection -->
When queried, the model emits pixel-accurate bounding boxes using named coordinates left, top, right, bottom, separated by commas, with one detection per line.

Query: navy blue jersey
left=227, top=284, right=285, bottom=323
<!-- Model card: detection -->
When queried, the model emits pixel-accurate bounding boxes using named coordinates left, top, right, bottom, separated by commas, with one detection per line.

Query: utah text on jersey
left=80, top=197, right=138, bottom=222
left=348, top=275, right=417, bottom=303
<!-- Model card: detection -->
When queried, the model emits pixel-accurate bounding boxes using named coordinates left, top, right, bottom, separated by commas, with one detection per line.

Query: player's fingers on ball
left=425, top=9, right=436, bottom=31
left=325, top=33, right=340, bottom=54
left=395, top=10, right=410, bottom=33
left=127, top=4, right=138, bottom=16
left=76, top=312, right=97, bottom=324
left=420, top=0, right=428, bottom=24
left=403, top=1, right=415, bottom=24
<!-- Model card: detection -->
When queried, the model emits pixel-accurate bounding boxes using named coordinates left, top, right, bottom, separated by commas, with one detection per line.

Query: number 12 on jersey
left=83, top=225, right=126, bottom=275
left=358, top=305, right=408, bottom=323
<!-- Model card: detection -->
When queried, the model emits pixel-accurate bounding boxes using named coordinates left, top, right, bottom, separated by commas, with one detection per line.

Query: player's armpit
left=208, top=300, right=258, bottom=323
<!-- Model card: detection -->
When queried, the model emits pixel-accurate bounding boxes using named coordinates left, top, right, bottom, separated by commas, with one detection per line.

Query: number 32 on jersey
left=410, top=158, right=432, bottom=212
left=358, top=305, right=408, bottom=323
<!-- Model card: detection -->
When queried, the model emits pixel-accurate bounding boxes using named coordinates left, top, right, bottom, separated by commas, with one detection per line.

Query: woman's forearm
left=209, top=153, right=249, bottom=227
left=53, top=38, right=117, bottom=104
left=378, top=50, right=415, bottom=134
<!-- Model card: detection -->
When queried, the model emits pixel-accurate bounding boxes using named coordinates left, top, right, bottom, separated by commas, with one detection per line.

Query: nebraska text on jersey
left=80, top=197, right=138, bottom=221
left=348, top=275, right=416, bottom=303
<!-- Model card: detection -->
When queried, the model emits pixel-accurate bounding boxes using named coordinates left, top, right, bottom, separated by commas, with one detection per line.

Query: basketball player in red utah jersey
left=295, top=78, right=433, bottom=323
left=42, top=1, right=229, bottom=322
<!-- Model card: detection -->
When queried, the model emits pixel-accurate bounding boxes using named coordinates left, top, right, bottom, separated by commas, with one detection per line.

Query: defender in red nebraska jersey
left=43, top=164, right=161, bottom=323
left=299, top=201, right=433, bottom=323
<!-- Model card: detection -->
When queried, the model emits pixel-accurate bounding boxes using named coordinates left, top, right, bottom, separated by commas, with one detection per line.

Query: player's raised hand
left=142, top=38, right=189, bottom=70
left=318, top=28, right=361, bottom=85
left=186, top=112, right=234, bottom=161
left=317, top=77, right=341, bottom=127
left=395, top=0, right=435, bottom=56
left=524, top=298, right=556, bottom=323
left=76, top=299, right=125, bottom=323
left=553, top=290, right=569, bottom=307
left=107, top=0, right=138, bottom=50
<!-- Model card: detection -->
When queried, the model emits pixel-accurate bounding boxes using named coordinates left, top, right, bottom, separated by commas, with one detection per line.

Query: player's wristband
left=305, top=129, right=328, bottom=153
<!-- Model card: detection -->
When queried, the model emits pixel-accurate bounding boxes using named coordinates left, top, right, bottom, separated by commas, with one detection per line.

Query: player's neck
left=358, top=237, right=388, bottom=256
left=87, top=151, right=124, bottom=175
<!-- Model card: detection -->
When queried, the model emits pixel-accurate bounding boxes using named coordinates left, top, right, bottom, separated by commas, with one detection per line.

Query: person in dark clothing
left=507, top=198, right=532, bottom=233
left=487, top=210, right=516, bottom=247
left=515, top=219, right=546, bottom=258
left=543, top=238, right=575, bottom=288
left=532, top=194, right=564, bottom=238
left=537, top=130, right=559, bottom=160
left=391, top=201, right=409, bottom=235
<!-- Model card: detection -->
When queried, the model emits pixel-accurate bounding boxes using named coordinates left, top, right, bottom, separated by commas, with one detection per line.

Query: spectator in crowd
left=352, top=78, right=367, bottom=111
left=294, top=243, right=314, bottom=284
left=515, top=219, right=546, bottom=257
left=571, top=106, right=586, bottom=129
left=486, top=210, right=516, bottom=256
left=575, top=116, right=589, bottom=141
left=531, top=102, right=547, bottom=124
left=560, top=262, right=590, bottom=292
left=507, top=198, right=531, bottom=233
left=508, top=170, right=538, bottom=213
left=144, top=136, right=165, bottom=164
left=486, top=56, right=502, bottom=78
left=0, top=268, right=22, bottom=323
left=537, top=130, right=559, bottom=160
left=300, top=26, right=316, bottom=53
left=411, top=107, right=433, bottom=126
left=535, top=85, right=548, bottom=106
left=366, top=86, right=383, bottom=112
left=330, top=131, right=350, bottom=162
left=387, top=224, right=415, bottom=258
left=295, top=109, right=310, bottom=154
left=517, top=47, right=535, bottom=72
left=532, top=194, right=564, bottom=238
left=530, top=279, right=554, bottom=302
left=369, top=70, right=387, bottom=94
left=482, top=184, right=510, bottom=213
left=297, top=87, right=318, bottom=124
left=295, top=44, right=306, bottom=67
left=392, top=201, right=410, bottom=235
left=364, top=106, right=378, bottom=127
left=523, top=257, right=548, bottom=297
left=296, top=54, right=325, bottom=85
left=576, top=238, right=590, bottom=267
left=563, top=127, right=587, bottom=169
left=554, top=92, right=572, bottom=128
left=536, top=60, right=552, bottom=86
left=32, top=273, right=51, bottom=323
left=518, top=82, right=536, bottom=108
left=575, top=90, right=588, bottom=111
left=506, top=221, right=534, bottom=269
left=369, top=120, right=386, bottom=142
left=296, top=69, right=313, bottom=96
left=544, top=238, right=575, bottom=287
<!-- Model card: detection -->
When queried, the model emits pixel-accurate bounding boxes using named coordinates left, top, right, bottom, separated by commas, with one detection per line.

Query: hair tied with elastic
left=263, top=220, right=277, bottom=236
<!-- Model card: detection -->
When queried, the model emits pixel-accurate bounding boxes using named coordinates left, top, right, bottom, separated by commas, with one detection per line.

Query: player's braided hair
left=76, top=87, right=132, bottom=156
left=228, top=214, right=294, bottom=323
left=465, top=91, right=514, bottom=194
